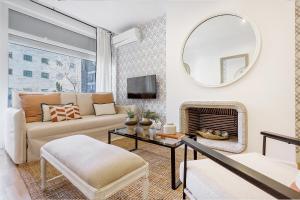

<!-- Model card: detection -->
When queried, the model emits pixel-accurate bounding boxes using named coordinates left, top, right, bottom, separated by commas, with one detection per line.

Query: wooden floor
left=0, top=149, right=31, bottom=200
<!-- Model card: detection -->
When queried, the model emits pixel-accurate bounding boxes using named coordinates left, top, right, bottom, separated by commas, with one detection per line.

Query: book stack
left=156, top=133, right=185, bottom=140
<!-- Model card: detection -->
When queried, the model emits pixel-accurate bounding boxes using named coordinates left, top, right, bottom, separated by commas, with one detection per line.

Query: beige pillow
left=93, top=103, right=116, bottom=116
left=20, top=93, right=61, bottom=123
left=92, top=93, right=114, bottom=104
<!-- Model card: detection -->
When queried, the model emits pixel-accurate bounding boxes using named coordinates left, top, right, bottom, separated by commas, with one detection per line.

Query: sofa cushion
left=60, top=93, right=77, bottom=105
left=76, top=93, right=94, bottom=116
left=26, top=114, right=127, bottom=139
left=92, top=93, right=114, bottom=104
left=93, top=103, right=116, bottom=116
left=180, top=153, right=298, bottom=199
left=41, top=135, right=146, bottom=188
left=20, top=93, right=61, bottom=123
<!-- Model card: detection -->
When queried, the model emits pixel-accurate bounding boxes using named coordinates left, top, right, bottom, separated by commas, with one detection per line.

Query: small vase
left=139, top=119, right=153, bottom=137
left=125, top=117, right=138, bottom=134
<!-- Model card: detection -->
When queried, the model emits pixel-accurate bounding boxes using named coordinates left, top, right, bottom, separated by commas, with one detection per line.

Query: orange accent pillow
left=49, top=105, right=67, bottom=122
left=65, top=105, right=81, bottom=120
left=50, top=105, right=81, bottom=122
left=92, top=93, right=114, bottom=104
left=20, top=93, right=61, bottom=123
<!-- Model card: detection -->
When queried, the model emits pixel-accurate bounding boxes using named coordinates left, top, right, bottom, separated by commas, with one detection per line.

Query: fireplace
left=180, top=101, right=247, bottom=153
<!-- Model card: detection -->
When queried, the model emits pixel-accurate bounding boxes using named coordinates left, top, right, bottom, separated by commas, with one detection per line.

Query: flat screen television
left=127, top=75, right=157, bottom=99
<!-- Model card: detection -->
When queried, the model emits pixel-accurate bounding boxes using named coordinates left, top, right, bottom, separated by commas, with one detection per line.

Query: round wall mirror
left=182, top=14, right=261, bottom=87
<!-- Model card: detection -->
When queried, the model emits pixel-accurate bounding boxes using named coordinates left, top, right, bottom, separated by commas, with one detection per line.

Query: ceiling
left=37, top=0, right=166, bottom=33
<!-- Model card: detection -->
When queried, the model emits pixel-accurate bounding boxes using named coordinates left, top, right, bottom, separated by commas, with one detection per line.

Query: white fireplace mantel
left=180, top=101, right=247, bottom=153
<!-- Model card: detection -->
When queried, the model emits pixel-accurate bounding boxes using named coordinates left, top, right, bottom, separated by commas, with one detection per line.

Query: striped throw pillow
left=65, top=105, right=81, bottom=120
left=50, top=105, right=81, bottom=122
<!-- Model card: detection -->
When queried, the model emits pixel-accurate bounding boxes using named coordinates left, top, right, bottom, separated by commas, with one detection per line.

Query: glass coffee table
left=108, top=128, right=197, bottom=190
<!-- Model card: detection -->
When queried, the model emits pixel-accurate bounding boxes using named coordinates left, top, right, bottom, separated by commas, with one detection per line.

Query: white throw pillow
left=93, top=103, right=116, bottom=116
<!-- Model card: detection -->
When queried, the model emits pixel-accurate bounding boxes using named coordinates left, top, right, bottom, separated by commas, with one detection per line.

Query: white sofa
left=4, top=92, right=135, bottom=164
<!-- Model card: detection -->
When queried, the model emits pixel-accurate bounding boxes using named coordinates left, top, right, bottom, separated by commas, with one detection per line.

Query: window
left=9, top=43, right=96, bottom=98
left=8, top=52, right=12, bottom=59
left=23, top=70, right=32, bottom=77
left=81, top=59, right=96, bottom=93
left=41, top=58, right=49, bottom=64
left=41, top=89, right=48, bottom=92
left=56, top=60, right=63, bottom=67
left=41, top=72, right=49, bottom=79
left=8, top=88, right=12, bottom=107
left=8, top=10, right=97, bottom=110
left=23, top=88, right=32, bottom=92
left=69, top=63, right=75, bottom=69
left=8, top=68, right=13, bottom=75
left=23, top=54, right=32, bottom=62
left=88, top=73, right=95, bottom=82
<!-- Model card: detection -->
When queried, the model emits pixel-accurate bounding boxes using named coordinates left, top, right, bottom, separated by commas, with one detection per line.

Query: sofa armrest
left=4, top=108, right=27, bottom=164
left=115, top=104, right=137, bottom=115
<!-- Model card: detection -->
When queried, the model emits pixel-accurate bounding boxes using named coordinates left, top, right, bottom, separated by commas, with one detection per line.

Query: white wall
left=0, top=1, right=8, bottom=148
left=166, top=0, right=295, bottom=162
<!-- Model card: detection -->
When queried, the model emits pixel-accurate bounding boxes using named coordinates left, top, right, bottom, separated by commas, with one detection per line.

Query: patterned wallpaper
left=296, top=0, right=300, bottom=166
left=116, top=16, right=166, bottom=124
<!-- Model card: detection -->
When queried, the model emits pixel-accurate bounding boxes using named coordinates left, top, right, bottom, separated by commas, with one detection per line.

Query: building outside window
left=23, top=88, right=32, bottom=92
left=8, top=52, right=12, bottom=59
left=8, top=68, right=13, bottom=75
left=81, top=59, right=96, bottom=93
left=23, top=54, right=32, bottom=62
left=56, top=60, right=63, bottom=67
left=69, top=63, right=75, bottom=69
left=41, top=72, right=49, bottom=79
left=41, top=58, right=49, bottom=65
left=8, top=43, right=96, bottom=106
left=23, top=70, right=32, bottom=77
left=8, top=88, right=12, bottom=107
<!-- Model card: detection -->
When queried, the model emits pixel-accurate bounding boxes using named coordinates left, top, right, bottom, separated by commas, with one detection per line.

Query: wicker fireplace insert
left=180, top=101, right=247, bottom=153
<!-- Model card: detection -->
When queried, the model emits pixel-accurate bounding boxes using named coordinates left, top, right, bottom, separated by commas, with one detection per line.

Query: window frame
left=23, top=70, right=33, bottom=77
left=41, top=57, right=49, bottom=65
left=41, top=72, right=49, bottom=79
left=23, top=54, right=32, bottom=62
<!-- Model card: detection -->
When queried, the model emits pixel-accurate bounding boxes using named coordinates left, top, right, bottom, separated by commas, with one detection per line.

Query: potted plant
left=141, top=110, right=159, bottom=123
left=126, top=109, right=137, bottom=122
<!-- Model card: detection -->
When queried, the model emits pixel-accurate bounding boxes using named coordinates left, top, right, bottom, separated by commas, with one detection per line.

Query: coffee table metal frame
left=108, top=128, right=197, bottom=190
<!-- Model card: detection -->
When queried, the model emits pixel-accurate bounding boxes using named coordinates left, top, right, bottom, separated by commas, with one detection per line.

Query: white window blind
left=9, top=9, right=96, bottom=53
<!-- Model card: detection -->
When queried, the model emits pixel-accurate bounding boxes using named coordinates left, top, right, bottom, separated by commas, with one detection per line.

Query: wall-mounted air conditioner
left=112, top=28, right=142, bottom=48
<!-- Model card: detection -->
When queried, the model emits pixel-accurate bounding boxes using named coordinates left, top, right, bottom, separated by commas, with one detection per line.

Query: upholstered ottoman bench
left=40, top=135, right=149, bottom=200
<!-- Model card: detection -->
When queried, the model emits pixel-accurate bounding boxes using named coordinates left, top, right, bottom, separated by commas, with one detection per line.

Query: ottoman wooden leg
left=142, top=172, right=149, bottom=200
left=41, top=157, right=46, bottom=191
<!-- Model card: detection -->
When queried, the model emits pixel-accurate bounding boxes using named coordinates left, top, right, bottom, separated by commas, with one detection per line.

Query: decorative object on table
left=196, top=128, right=229, bottom=140
left=151, top=119, right=162, bottom=130
left=139, top=120, right=153, bottom=137
left=157, top=133, right=185, bottom=140
left=141, top=109, right=159, bottom=123
left=163, top=123, right=177, bottom=134
left=125, top=109, right=138, bottom=134
left=139, top=109, right=159, bottom=137
left=149, top=128, right=157, bottom=140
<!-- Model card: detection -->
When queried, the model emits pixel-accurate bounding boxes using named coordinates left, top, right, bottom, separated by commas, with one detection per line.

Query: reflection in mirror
left=183, top=14, right=259, bottom=87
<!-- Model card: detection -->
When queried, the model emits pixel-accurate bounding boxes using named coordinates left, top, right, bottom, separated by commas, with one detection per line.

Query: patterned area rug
left=17, top=138, right=203, bottom=200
